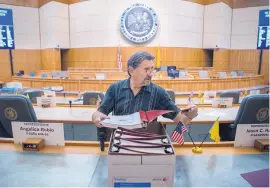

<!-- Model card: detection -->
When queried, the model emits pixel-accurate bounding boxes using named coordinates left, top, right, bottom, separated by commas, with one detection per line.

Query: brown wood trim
left=0, top=138, right=234, bottom=147
left=0, top=138, right=13, bottom=143
left=0, top=0, right=39, bottom=8
left=0, top=0, right=267, bottom=8
left=39, top=0, right=69, bottom=7
left=233, top=0, right=269, bottom=9
left=185, top=0, right=233, bottom=8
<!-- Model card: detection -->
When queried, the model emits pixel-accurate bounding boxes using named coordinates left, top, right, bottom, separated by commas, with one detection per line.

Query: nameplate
left=212, top=98, right=233, bottom=108
left=234, top=124, right=269, bottom=147
left=12, top=122, right=65, bottom=146
left=204, top=91, right=216, bottom=99
left=44, top=90, right=56, bottom=97
left=37, top=97, right=56, bottom=107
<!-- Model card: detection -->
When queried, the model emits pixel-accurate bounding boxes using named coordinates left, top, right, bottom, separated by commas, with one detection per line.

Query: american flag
left=117, top=46, right=122, bottom=70
left=171, top=123, right=187, bottom=145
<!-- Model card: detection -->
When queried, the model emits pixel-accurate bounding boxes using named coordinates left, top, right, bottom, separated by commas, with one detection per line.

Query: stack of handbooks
left=101, top=110, right=173, bottom=129
left=109, top=127, right=174, bottom=155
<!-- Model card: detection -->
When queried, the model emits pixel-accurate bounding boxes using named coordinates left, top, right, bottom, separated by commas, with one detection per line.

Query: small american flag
left=117, top=46, right=122, bottom=70
left=171, top=123, right=187, bottom=145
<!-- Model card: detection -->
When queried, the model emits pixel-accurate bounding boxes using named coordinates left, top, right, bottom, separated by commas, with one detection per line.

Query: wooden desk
left=12, top=75, right=264, bottom=93
left=34, top=106, right=239, bottom=124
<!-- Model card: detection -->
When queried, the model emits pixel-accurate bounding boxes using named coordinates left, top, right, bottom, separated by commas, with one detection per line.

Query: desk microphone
left=99, top=132, right=105, bottom=151
left=69, top=100, right=72, bottom=108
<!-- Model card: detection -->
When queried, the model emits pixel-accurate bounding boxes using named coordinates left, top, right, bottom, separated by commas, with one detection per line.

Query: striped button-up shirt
left=98, top=78, right=180, bottom=120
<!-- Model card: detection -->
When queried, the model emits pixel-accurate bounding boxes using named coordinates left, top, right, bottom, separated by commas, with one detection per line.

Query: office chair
left=220, top=91, right=240, bottom=104
left=41, top=73, right=47, bottom=78
left=218, top=72, right=227, bottom=78
left=0, top=95, right=38, bottom=138
left=29, top=72, right=35, bottom=77
left=166, top=89, right=175, bottom=104
left=198, top=70, right=209, bottom=78
left=83, top=91, right=105, bottom=105
left=220, top=94, right=269, bottom=141
left=22, top=89, right=43, bottom=103
left=230, top=71, right=237, bottom=77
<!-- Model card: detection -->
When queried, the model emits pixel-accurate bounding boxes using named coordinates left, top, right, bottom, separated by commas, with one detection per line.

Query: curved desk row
left=12, top=75, right=265, bottom=93
left=30, top=106, right=239, bottom=142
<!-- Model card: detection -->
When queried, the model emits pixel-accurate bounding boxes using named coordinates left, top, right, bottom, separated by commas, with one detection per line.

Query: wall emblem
left=4, top=107, right=18, bottom=121
left=256, top=108, right=269, bottom=121
left=120, top=3, right=158, bottom=43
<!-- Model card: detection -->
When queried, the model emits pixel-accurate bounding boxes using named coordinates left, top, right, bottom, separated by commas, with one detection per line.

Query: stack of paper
left=101, top=112, right=144, bottom=129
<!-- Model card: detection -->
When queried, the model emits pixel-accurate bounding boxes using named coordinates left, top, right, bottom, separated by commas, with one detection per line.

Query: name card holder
left=37, top=97, right=56, bottom=108
left=212, top=98, right=233, bottom=108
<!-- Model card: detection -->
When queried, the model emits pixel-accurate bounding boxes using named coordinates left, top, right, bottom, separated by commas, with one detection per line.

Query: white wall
left=203, top=2, right=232, bottom=49
left=69, top=0, right=204, bottom=48
left=231, top=6, right=269, bottom=49
left=0, top=4, right=40, bottom=49
left=39, top=1, right=69, bottom=49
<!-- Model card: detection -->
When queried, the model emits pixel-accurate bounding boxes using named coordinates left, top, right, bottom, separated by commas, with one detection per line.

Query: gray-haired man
left=92, top=51, right=198, bottom=138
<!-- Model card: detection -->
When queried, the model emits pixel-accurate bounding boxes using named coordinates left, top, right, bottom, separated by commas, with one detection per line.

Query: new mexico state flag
left=155, top=45, right=161, bottom=68
left=209, top=117, right=220, bottom=142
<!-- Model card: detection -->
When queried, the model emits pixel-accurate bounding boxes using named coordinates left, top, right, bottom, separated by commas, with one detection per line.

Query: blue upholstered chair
left=29, top=72, right=35, bottom=77
left=221, top=94, right=269, bottom=141
left=220, top=91, right=240, bottom=104
left=41, top=73, right=47, bottom=78
left=83, top=91, right=105, bottom=105
left=22, top=89, right=43, bottom=103
left=0, top=95, right=38, bottom=138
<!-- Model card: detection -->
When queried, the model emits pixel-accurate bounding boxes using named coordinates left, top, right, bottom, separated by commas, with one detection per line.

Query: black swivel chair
left=0, top=95, right=38, bottom=138
left=220, top=94, right=269, bottom=141
left=166, top=89, right=176, bottom=104
left=220, top=91, right=241, bottom=104
left=23, top=89, right=43, bottom=103
left=83, top=91, right=105, bottom=105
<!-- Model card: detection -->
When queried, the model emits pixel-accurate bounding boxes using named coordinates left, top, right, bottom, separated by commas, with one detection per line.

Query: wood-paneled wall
left=261, top=50, right=269, bottom=84
left=213, top=49, right=230, bottom=70
left=233, top=0, right=269, bottom=8
left=12, top=50, right=41, bottom=74
left=62, top=47, right=212, bottom=70
left=0, top=50, right=11, bottom=83
left=0, top=0, right=39, bottom=8
left=229, top=50, right=260, bottom=73
left=41, top=49, right=61, bottom=71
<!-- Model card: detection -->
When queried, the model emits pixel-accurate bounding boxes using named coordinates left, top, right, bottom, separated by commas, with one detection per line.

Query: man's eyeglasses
left=143, top=68, right=156, bottom=74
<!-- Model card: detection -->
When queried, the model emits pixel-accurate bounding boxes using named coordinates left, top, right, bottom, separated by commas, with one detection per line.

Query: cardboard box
left=254, top=139, right=269, bottom=152
left=22, top=138, right=45, bottom=151
left=108, top=128, right=175, bottom=187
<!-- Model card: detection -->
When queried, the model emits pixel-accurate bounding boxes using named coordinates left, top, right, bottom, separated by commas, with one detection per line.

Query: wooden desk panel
left=12, top=75, right=265, bottom=93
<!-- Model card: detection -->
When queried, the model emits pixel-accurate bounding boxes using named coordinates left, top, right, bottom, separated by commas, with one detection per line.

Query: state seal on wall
left=120, top=3, right=158, bottom=43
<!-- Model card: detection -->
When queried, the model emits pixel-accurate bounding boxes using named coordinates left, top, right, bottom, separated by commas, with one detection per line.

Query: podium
left=108, top=127, right=175, bottom=187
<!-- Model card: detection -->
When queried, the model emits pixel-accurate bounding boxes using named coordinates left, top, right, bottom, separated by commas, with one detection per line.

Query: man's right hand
left=92, top=111, right=110, bottom=127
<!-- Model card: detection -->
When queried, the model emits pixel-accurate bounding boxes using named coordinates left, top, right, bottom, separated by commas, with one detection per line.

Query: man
left=92, top=51, right=198, bottom=138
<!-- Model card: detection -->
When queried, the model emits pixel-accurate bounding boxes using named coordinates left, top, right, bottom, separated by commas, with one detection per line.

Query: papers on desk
left=101, top=112, right=144, bottom=129
left=206, top=111, right=226, bottom=117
